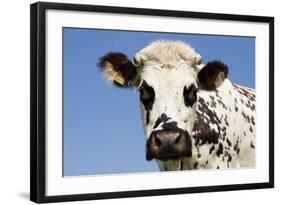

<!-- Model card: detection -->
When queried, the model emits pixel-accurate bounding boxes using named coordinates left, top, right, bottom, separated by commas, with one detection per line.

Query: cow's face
left=98, top=41, right=228, bottom=169
left=138, top=64, right=198, bottom=161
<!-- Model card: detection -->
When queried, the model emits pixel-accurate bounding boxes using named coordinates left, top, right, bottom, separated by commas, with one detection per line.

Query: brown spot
left=209, top=144, right=215, bottom=154
left=251, top=116, right=255, bottom=125
left=194, top=162, right=198, bottom=169
left=233, top=84, right=256, bottom=102
left=224, top=116, right=229, bottom=126
left=227, top=153, right=232, bottom=166
left=193, top=117, right=219, bottom=146
left=210, top=100, right=217, bottom=108
left=242, top=112, right=251, bottom=123
left=193, top=99, right=221, bottom=146
left=216, top=143, right=223, bottom=157
left=209, top=95, right=215, bottom=100
left=226, top=138, right=232, bottom=147
left=234, top=140, right=240, bottom=155
left=249, top=126, right=253, bottom=133
left=250, top=141, right=255, bottom=149
left=217, top=99, right=227, bottom=110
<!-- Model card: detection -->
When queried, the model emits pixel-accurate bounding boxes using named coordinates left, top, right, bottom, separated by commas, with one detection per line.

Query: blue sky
left=63, top=28, right=255, bottom=176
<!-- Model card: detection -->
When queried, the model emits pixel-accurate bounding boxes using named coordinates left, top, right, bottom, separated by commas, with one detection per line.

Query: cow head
left=98, top=41, right=228, bottom=171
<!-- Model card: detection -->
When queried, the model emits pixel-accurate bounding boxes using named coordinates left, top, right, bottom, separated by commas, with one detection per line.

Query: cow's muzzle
left=146, top=129, right=192, bottom=161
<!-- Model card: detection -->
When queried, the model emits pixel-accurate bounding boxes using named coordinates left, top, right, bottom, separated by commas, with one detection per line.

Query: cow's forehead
left=139, top=63, right=198, bottom=90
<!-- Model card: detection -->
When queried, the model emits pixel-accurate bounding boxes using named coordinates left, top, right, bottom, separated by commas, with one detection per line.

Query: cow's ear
left=197, top=60, right=228, bottom=91
left=98, top=52, right=138, bottom=88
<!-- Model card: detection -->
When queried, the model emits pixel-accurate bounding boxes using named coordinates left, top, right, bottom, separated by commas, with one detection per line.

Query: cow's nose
left=154, top=131, right=182, bottom=157
left=155, top=131, right=181, bottom=146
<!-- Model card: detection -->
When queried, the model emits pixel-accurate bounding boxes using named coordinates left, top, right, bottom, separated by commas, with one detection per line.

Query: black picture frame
left=30, top=1, right=274, bottom=203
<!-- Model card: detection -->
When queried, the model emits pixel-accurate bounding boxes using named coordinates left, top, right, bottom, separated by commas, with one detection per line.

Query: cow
left=98, top=40, right=256, bottom=171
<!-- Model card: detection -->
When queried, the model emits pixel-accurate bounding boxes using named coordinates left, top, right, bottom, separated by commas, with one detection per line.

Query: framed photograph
left=30, top=2, right=274, bottom=203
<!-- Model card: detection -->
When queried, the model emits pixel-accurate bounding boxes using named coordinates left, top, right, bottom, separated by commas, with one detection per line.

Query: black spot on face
left=146, top=112, right=150, bottom=125
left=183, top=84, right=197, bottom=107
left=153, top=113, right=171, bottom=129
left=139, top=80, right=155, bottom=124
left=161, top=122, right=178, bottom=131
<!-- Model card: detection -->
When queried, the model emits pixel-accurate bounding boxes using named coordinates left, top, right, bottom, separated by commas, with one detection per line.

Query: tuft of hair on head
left=98, top=52, right=138, bottom=88
left=136, top=40, right=201, bottom=66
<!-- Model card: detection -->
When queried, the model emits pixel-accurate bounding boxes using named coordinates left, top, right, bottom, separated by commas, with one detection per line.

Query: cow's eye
left=139, top=87, right=151, bottom=100
left=183, top=84, right=197, bottom=107
left=139, top=80, right=155, bottom=110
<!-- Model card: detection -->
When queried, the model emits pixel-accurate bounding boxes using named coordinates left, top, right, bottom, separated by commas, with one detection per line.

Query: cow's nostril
left=175, top=133, right=181, bottom=144
left=155, top=135, right=162, bottom=146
